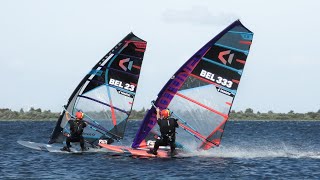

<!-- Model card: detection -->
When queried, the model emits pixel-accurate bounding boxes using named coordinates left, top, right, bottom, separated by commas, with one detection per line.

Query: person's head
left=161, top=109, right=170, bottom=119
left=75, top=111, right=84, bottom=120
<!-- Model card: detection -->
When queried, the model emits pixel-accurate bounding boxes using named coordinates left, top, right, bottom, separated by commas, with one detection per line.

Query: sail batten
left=78, top=95, right=129, bottom=115
left=215, top=43, right=249, bottom=55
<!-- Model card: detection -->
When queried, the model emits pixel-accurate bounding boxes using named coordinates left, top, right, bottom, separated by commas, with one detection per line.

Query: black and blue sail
left=132, top=20, right=253, bottom=150
left=49, top=33, right=147, bottom=144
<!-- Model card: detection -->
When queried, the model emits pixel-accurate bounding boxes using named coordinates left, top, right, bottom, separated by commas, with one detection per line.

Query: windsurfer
left=147, top=107, right=179, bottom=156
left=61, top=111, right=87, bottom=152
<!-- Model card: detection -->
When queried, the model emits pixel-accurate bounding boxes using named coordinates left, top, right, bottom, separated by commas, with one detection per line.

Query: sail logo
left=218, top=50, right=234, bottom=65
left=217, top=88, right=231, bottom=96
left=119, top=58, right=133, bottom=71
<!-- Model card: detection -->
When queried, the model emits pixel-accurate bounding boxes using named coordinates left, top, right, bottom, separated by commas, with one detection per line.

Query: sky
left=0, top=0, right=319, bottom=113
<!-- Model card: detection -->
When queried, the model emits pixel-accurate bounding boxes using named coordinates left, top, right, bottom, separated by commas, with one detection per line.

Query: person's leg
left=169, top=141, right=177, bottom=156
left=148, top=138, right=166, bottom=155
left=79, top=137, right=85, bottom=150
left=66, top=137, right=71, bottom=148
left=61, top=137, right=71, bottom=151
left=153, top=139, right=161, bottom=152
left=170, top=141, right=175, bottom=152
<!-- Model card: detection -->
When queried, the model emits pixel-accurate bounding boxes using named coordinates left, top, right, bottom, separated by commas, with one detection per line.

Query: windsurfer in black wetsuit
left=148, top=107, right=179, bottom=156
left=61, top=111, right=87, bottom=152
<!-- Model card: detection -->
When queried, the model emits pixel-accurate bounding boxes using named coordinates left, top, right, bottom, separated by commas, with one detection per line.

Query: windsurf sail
left=132, top=20, right=253, bottom=150
left=49, top=33, right=147, bottom=144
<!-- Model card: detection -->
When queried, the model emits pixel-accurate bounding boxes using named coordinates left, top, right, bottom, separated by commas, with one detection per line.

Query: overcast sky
left=0, top=0, right=319, bottom=113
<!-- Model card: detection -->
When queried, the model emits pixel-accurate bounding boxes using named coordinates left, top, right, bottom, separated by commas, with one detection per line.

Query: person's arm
left=65, top=111, right=71, bottom=121
left=156, top=107, right=160, bottom=120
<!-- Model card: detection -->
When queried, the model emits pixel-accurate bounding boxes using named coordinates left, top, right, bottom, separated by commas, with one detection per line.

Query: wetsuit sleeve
left=157, top=119, right=161, bottom=126
left=175, top=119, right=179, bottom=128
left=83, top=121, right=87, bottom=128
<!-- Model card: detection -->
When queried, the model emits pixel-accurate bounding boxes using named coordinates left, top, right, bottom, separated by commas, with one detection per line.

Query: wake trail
left=181, top=143, right=320, bottom=159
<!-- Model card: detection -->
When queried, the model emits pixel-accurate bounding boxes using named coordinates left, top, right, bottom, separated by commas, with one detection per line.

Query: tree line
left=0, top=108, right=58, bottom=120
left=1, top=107, right=320, bottom=120
left=229, top=108, right=320, bottom=120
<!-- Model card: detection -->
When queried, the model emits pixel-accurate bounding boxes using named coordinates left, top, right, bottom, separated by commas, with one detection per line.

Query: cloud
left=162, top=6, right=238, bottom=26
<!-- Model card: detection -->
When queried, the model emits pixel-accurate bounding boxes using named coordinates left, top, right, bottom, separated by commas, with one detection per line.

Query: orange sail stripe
left=135, top=48, right=145, bottom=52
left=239, top=40, right=252, bottom=45
left=132, top=65, right=141, bottom=69
left=232, top=79, right=240, bottom=84
left=176, top=92, right=228, bottom=118
left=200, top=117, right=228, bottom=150
left=236, top=59, right=246, bottom=64
left=124, top=40, right=147, bottom=48
left=225, top=102, right=232, bottom=106
left=202, top=140, right=220, bottom=150
left=110, top=101, right=117, bottom=126
left=179, top=122, right=218, bottom=149
left=178, top=122, right=207, bottom=140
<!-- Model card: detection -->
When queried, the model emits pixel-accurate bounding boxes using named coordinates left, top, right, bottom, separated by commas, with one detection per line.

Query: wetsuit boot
left=147, top=149, right=157, bottom=155
left=170, top=150, right=177, bottom=157
left=61, top=146, right=71, bottom=152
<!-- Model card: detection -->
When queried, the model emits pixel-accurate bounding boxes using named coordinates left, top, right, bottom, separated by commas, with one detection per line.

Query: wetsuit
left=66, top=119, right=87, bottom=150
left=153, top=117, right=179, bottom=154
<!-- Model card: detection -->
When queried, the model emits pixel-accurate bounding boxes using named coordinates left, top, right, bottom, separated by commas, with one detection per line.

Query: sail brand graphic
left=117, top=90, right=132, bottom=97
left=217, top=88, right=231, bottom=96
left=218, top=50, right=234, bottom=65
left=119, top=58, right=133, bottom=71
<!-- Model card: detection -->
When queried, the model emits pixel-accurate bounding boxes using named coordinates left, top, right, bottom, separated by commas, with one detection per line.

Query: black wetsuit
left=153, top=117, right=179, bottom=154
left=66, top=119, right=87, bottom=150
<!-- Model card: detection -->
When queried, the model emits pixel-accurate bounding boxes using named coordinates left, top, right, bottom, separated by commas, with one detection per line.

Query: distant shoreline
left=1, top=107, right=320, bottom=121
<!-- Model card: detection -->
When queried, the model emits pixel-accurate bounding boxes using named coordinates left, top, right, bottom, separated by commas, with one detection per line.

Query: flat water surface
left=1, top=120, right=320, bottom=179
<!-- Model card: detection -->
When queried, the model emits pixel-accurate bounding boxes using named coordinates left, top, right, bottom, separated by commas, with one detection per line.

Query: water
left=1, top=120, right=320, bottom=179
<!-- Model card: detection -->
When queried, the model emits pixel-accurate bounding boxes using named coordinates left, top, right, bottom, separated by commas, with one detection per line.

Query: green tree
left=245, top=108, right=254, bottom=114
